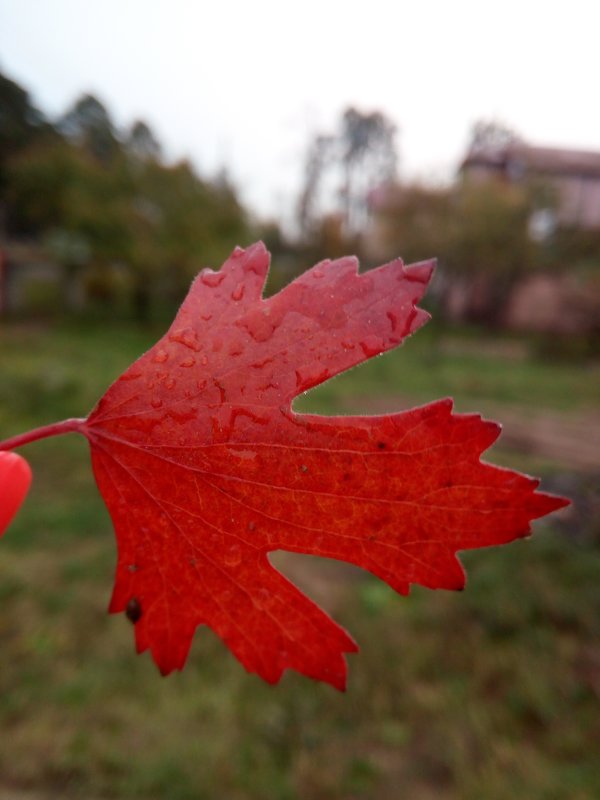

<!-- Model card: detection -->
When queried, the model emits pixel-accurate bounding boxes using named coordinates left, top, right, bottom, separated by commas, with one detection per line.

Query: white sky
left=1, top=0, right=599, bottom=223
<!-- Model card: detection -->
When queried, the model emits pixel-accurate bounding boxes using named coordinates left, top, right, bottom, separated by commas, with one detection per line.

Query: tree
left=3, top=78, right=252, bottom=319
left=0, top=70, right=47, bottom=163
left=0, top=69, right=54, bottom=235
left=339, top=107, right=397, bottom=232
left=369, top=183, right=453, bottom=265
left=126, top=120, right=161, bottom=163
left=297, top=134, right=334, bottom=240
left=368, top=177, right=537, bottom=325
left=445, top=180, right=536, bottom=324
left=59, top=94, right=119, bottom=165
left=297, top=107, right=398, bottom=238
left=467, top=119, right=521, bottom=156
left=115, top=155, right=252, bottom=320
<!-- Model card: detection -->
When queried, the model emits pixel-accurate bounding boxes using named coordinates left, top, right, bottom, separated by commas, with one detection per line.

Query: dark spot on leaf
left=300, top=464, right=309, bottom=473
left=126, top=597, right=142, bottom=624
left=127, top=564, right=138, bottom=573
left=377, top=442, right=386, bottom=450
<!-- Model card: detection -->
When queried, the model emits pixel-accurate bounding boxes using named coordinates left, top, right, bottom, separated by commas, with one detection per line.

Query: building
left=0, top=241, right=73, bottom=316
left=460, top=141, right=600, bottom=231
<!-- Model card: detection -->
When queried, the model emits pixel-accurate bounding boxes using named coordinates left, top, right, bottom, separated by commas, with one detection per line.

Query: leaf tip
left=232, top=240, right=270, bottom=278
left=411, top=306, right=432, bottom=334
left=531, top=490, right=571, bottom=519
left=321, top=655, right=352, bottom=692
left=404, top=258, right=437, bottom=286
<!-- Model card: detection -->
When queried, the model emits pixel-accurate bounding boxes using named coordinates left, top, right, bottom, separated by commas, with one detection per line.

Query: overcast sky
left=1, top=0, right=599, bottom=222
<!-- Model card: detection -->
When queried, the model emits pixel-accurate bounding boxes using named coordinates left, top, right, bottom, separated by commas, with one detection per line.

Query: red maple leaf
left=0, top=243, right=567, bottom=688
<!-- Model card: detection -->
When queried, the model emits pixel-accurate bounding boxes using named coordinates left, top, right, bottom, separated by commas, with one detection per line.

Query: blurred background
left=0, top=2, right=598, bottom=798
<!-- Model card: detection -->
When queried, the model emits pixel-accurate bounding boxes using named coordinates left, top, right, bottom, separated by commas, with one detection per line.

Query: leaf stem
left=0, top=418, right=87, bottom=452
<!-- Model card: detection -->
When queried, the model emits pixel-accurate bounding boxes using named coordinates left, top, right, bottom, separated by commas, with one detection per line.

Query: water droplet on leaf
left=152, top=349, right=169, bottom=364
left=231, top=284, right=244, bottom=301
left=360, top=336, right=384, bottom=357
left=122, top=369, right=143, bottom=381
left=224, top=544, right=242, bottom=566
left=201, top=271, right=226, bottom=288
left=169, top=327, right=200, bottom=351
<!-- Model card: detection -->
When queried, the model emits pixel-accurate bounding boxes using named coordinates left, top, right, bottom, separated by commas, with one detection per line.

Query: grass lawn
left=0, top=320, right=598, bottom=799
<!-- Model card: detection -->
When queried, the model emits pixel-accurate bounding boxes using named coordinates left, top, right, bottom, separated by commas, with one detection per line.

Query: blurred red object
left=0, top=451, right=32, bottom=535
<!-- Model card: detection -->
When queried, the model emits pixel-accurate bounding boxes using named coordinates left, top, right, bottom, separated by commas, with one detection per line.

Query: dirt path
left=482, top=405, right=599, bottom=471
